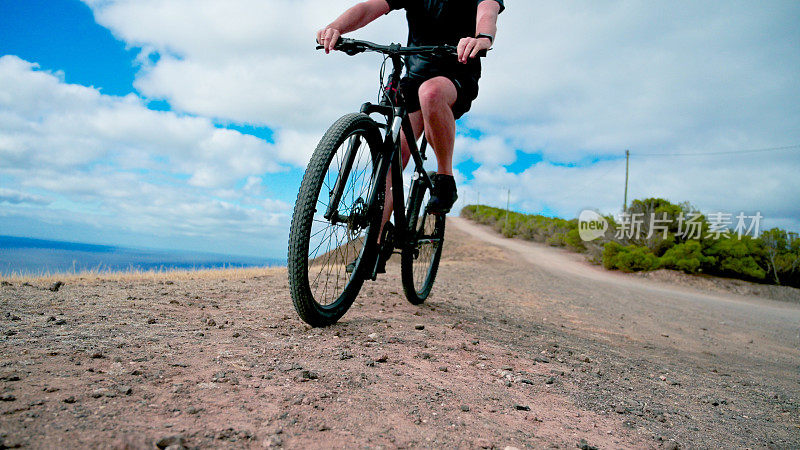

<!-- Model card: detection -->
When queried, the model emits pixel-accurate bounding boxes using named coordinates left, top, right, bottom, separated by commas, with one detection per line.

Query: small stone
left=519, top=378, right=535, bottom=385
left=615, top=405, right=626, bottom=414
left=414, top=324, right=425, bottom=330
left=118, top=385, right=133, bottom=395
left=534, top=357, right=550, bottom=364
left=514, top=404, right=531, bottom=411
left=10, top=315, right=21, bottom=321
left=376, top=354, right=388, bottom=363
left=0, top=393, right=16, bottom=401
left=232, top=332, right=240, bottom=338
left=300, top=370, right=318, bottom=380
left=0, top=373, right=21, bottom=382
left=147, top=318, right=157, bottom=324
left=186, top=406, right=200, bottom=414
left=91, top=389, right=108, bottom=398
left=545, top=377, right=555, bottom=385
left=577, top=438, right=599, bottom=450
left=49, top=281, right=64, bottom=292
left=63, top=396, right=76, bottom=404
left=156, top=435, right=185, bottom=449
left=54, top=319, right=67, bottom=325
left=91, top=351, right=104, bottom=359
left=460, top=405, right=470, bottom=412
left=664, top=441, right=681, bottom=450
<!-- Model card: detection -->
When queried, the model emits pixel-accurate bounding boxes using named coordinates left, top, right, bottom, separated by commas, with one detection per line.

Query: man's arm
left=317, top=0, right=391, bottom=53
left=457, top=0, right=502, bottom=63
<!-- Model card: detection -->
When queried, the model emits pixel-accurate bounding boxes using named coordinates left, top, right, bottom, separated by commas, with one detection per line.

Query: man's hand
left=317, top=27, right=341, bottom=54
left=457, top=36, right=492, bottom=64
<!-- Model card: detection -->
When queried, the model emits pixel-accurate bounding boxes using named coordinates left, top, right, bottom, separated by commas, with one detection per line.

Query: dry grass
left=1, top=266, right=286, bottom=284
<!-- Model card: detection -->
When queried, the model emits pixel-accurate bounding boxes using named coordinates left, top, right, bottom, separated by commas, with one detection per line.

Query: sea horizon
left=0, top=235, right=286, bottom=277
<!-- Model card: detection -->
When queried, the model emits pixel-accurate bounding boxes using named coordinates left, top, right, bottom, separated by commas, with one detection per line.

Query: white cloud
left=0, top=188, right=51, bottom=206
left=0, top=55, right=292, bottom=254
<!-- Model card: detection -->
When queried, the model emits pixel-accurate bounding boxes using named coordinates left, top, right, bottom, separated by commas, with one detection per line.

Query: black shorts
left=399, top=73, right=479, bottom=120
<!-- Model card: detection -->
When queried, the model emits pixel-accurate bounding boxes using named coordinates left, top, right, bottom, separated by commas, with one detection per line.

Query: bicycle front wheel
left=401, top=172, right=446, bottom=305
left=288, top=113, right=384, bottom=326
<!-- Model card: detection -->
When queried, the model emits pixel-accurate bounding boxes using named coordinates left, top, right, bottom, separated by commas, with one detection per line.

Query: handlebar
left=316, top=37, right=488, bottom=58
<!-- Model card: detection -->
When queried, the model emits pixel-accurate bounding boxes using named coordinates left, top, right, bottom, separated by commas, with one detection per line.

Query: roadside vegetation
left=461, top=199, right=800, bottom=288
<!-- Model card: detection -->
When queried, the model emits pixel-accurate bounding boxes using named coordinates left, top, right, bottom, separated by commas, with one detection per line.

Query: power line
left=634, top=143, right=800, bottom=157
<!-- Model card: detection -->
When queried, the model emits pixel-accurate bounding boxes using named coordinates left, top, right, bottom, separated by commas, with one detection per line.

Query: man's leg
left=418, top=76, right=459, bottom=213
left=417, top=77, right=457, bottom=176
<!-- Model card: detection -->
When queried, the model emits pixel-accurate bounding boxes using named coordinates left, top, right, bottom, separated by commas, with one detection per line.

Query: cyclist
left=318, top=0, right=504, bottom=272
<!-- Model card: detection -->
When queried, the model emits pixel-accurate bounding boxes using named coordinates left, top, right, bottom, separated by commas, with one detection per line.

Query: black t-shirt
left=385, top=0, right=505, bottom=82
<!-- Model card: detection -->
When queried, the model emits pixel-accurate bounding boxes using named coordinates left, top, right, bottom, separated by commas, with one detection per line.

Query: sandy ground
left=1, top=217, right=798, bottom=449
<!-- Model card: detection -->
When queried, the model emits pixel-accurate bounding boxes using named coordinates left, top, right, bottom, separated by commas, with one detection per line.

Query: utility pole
left=623, top=149, right=630, bottom=211
left=505, top=188, right=510, bottom=224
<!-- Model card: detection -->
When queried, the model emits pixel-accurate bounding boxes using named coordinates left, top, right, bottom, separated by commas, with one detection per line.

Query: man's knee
left=417, top=78, right=456, bottom=111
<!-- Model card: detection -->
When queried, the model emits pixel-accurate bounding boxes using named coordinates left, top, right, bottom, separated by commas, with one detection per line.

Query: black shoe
left=345, top=223, right=395, bottom=274
left=427, top=173, right=458, bottom=214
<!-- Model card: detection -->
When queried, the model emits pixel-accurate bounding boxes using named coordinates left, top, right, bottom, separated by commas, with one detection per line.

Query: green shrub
left=546, top=233, right=566, bottom=247
left=565, top=229, right=586, bottom=252
left=704, top=237, right=765, bottom=280
left=603, top=242, right=660, bottom=272
left=660, top=241, right=714, bottom=274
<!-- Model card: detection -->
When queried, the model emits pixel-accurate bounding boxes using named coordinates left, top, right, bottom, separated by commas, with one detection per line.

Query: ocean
left=0, top=235, right=285, bottom=277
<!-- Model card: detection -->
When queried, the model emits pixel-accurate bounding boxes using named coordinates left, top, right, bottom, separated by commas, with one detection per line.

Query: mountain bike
left=288, top=38, right=483, bottom=327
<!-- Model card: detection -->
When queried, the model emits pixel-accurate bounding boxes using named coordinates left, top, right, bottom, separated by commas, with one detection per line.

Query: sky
left=1, top=0, right=799, bottom=258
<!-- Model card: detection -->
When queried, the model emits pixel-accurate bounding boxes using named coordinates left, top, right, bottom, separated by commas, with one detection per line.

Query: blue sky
left=1, top=0, right=799, bottom=258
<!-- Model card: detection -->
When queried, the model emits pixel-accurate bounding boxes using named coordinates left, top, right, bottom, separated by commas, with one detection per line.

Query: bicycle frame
left=323, top=49, right=435, bottom=280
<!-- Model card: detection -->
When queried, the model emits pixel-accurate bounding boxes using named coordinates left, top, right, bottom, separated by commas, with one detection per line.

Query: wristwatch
left=476, top=33, right=494, bottom=44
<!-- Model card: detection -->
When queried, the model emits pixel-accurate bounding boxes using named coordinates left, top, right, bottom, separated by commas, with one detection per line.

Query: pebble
left=63, top=396, right=76, bottom=404
left=147, top=318, right=157, bottom=324
left=0, top=393, right=16, bottom=401
left=577, top=439, right=598, bottom=450
left=300, top=370, right=318, bottom=380
left=534, top=357, right=550, bottom=364
left=545, top=377, right=555, bottom=385
left=90, top=351, right=104, bottom=359
left=156, top=435, right=185, bottom=449
left=514, top=404, right=530, bottom=411
left=415, top=324, right=425, bottom=330
left=49, top=281, right=64, bottom=292
left=460, top=405, right=470, bottom=412
left=91, top=388, right=110, bottom=398
left=118, top=385, right=133, bottom=395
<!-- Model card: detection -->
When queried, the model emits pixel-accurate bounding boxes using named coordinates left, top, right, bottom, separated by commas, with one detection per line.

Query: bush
left=660, top=241, right=714, bottom=274
left=603, top=242, right=661, bottom=272
left=565, top=229, right=586, bottom=252
left=704, top=237, right=765, bottom=281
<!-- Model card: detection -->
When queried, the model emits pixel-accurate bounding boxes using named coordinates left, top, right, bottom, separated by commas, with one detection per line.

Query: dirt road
left=1, top=218, right=798, bottom=449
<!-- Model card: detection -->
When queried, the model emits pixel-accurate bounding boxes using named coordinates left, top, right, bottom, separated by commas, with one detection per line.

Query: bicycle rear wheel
left=288, top=113, right=384, bottom=326
left=401, top=172, right=446, bottom=305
